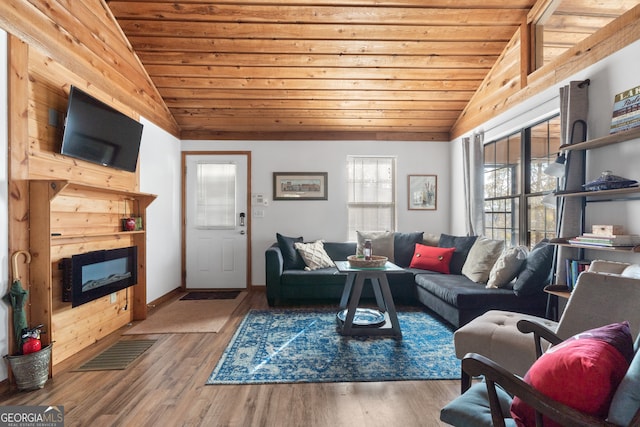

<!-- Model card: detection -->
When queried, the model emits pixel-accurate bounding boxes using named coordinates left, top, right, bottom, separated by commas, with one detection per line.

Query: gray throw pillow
left=356, top=231, right=395, bottom=262
left=276, top=233, right=306, bottom=270
left=486, top=246, right=528, bottom=288
left=394, top=232, right=424, bottom=267
left=513, top=242, right=554, bottom=296
left=438, top=234, right=478, bottom=275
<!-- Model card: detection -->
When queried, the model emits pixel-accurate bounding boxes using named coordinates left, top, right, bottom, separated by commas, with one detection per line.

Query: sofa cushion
left=277, top=233, right=306, bottom=270
left=394, top=232, right=424, bottom=267
left=511, top=321, right=634, bottom=427
left=513, top=242, right=554, bottom=296
left=414, top=273, right=521, bottom=310
left=462, top=237, right=504, bottom=283
left=410, top=244, right=455, bottom=273
left=281, top=268, right=347, bottom=286
left=356, top=231, right=395, bottom=261
left=295, top=240, right=335, bottom=271
left=486, top=246, right=528, bottom=289
left=323, top=242, right=357, bottom=261
left=439, top=234, right=478, bottom=275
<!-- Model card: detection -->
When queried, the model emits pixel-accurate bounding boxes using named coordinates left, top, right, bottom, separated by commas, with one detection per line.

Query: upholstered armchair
left=441, top=321, right=640, bottom=427
left=454, top=260, right=640, bottom=392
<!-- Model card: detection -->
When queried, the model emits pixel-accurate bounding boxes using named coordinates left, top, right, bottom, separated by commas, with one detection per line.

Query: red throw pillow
left=510, top=321, right=634, bottom=427
left=409, top=244, right=455, bottom=274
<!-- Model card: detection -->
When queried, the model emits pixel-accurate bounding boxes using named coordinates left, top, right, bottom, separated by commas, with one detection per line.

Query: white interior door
left=185, top=154, right=248, bottom=289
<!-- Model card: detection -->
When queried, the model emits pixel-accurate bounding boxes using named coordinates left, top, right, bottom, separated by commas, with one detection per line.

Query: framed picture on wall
left=408, top=175, right=437, bottom=210
left=273, top=172, right=328, bottom=200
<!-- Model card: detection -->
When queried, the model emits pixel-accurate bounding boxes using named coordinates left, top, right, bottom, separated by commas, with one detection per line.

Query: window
left=347, top=156, right=396, bottom=240
left=195, top=162, right=237, bottom=228
left=484, top=116, right=561, bottom=248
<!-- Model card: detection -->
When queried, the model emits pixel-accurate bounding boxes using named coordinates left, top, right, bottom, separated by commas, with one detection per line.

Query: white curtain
left=462, top=132, right=484, bottom=236
left=555, top=81, right=589, bottom=285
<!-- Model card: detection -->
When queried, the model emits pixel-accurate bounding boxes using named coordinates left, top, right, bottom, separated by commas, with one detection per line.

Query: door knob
left=240, top=230, right=246, bottom=235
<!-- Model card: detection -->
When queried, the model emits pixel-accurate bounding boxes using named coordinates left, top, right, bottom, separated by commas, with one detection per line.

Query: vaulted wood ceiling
left=106, top=0, right=638, bottom=140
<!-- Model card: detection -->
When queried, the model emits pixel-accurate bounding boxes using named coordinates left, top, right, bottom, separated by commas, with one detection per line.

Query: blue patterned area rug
left=207, top=309, right=459, bottom=385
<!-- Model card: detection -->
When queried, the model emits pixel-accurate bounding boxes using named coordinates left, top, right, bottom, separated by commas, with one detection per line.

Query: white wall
left=0, top=30, right=9, bottom=380
left=181, top=139, right=452, bottom=285
left=139, top=118, right=182, bottom=301
left=450, top=40, right=640, bottom=262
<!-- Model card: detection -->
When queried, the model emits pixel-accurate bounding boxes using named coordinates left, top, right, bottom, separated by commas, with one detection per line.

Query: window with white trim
left=347, top=156, right=396, bottom=240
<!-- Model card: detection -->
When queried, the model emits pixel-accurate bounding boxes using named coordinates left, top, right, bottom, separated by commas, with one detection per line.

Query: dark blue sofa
left=265, top=234, right=551, bottom=328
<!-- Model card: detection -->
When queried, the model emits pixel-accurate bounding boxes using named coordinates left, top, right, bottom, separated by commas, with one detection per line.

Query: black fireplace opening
left=62, top=246, right=138, bottom=307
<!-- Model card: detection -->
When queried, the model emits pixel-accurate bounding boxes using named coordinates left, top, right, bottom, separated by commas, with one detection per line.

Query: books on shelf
left=610, top=85, right=640, bottom=134
left=567, top=234, right=640, bottom=247
left=565, top=259, right=590, bottom=291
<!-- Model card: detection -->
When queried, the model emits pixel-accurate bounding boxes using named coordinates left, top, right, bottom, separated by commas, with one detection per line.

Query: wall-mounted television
left=60, top=86, right=143, bottom=172
left=62, top=246, right=138, bottom=308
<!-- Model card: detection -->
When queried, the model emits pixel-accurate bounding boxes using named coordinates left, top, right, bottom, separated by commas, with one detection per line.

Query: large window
left=347, top=156, right=396, bottom=240
left=484, top=116, right=561, bottom=248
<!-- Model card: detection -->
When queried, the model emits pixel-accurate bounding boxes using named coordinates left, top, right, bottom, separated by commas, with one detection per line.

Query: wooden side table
left=334, top=261, right=404, bottom=339
left=544, top=285, right=571, bottom=321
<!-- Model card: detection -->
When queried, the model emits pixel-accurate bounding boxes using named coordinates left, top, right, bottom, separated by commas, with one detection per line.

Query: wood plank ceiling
left=106, top=0, right=637, bottom=141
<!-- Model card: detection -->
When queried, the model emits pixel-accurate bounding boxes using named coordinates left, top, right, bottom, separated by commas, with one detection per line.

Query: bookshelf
left=552, top=127, right=640, bottom=289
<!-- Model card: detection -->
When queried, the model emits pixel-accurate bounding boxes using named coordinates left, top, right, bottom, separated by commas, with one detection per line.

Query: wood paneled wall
left=0, top=0, right=177, bottom=137
left=452, top=4, right=640, bottom=138
left=3, top=1, right=165, bottom=363
left=6, top=42, right=153, bottom=364
left=27, top=50, right=139, bottom=190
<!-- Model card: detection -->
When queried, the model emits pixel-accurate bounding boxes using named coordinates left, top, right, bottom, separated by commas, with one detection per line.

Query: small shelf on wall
left=559, top=127, right=640, bottom=151
left=554, top=186, right=640, bottom=199
left=50, top=230, right=146, bottom=241
left=45, top=180, right=156, bottom=204
left=550, top=238, right=640, bottom=253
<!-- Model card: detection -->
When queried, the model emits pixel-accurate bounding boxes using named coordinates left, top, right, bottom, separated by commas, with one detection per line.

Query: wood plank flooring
left=0, top=291, right=460, bottom=426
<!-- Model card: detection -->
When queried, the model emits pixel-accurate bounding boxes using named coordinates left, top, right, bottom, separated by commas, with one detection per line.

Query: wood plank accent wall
left=27, top=50, right=139, bottom=191
left=46, top=186, right=150, bottom=365
left=5, top=37, right=157, bottom=365
left=452, top=4, right=640, bottom=138
left=7, top=37, right=31, bottom=358
left=3, top=2, right=162, bottom=364
left=27, top=180, right=155, bottom=366
left=0, top=0, right=177, bottom=137
left=456, top=26, right=526, bottom=128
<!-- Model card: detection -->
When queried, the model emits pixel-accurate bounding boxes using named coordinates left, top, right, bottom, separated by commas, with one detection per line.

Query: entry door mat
left=75, top=340, right=156, bottom=371
left=124, top=291, right=247, bottom=334
left=207, top=309, right=459, bottom=385
left=180, top=291, right=242, bottom=300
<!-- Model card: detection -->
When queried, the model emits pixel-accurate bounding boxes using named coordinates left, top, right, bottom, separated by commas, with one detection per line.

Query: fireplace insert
left=62, top=246, right=138, bottom=307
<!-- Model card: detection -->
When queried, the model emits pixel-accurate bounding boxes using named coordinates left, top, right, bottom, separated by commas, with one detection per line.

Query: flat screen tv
left=62, top=246, right=138, bottom=308
left=60, top=86, right=143, bottom=172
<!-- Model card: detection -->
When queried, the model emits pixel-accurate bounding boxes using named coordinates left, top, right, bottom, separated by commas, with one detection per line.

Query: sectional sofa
left=265, top=232, right=554, bottom=328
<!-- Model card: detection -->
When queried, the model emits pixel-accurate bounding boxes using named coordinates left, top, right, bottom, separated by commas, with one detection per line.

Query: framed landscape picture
left=408, top=175, right=437, bottom=210
left=273, top=172, right=328, bottom=200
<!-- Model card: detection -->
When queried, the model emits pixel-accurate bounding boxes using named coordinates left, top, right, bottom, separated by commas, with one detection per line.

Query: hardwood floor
left=0, top=291, right=460, bottom=427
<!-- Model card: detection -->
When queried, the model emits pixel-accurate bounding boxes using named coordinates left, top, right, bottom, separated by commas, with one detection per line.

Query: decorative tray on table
left=347, top=255, right=388, bottom=268
left=336, top=308, right=386, bottom=327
